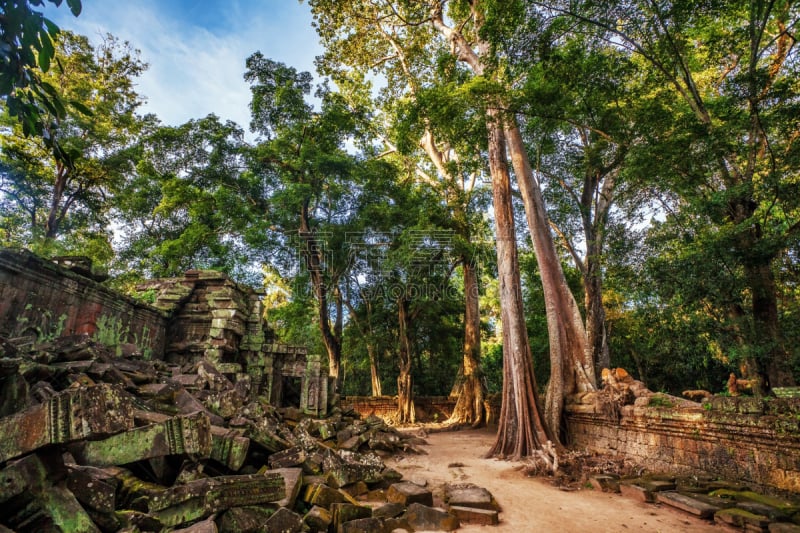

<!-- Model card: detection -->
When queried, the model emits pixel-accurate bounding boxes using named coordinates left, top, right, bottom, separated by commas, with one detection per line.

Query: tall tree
left=427, top=0, right=596, bottom=443
left=485, top=110, right=556, bottom=457
left=244, top=53, right=397, bottom=393
left=514, top=35, right=642, bottom=374
left=1, top=31, right=146, bottom=258
left=309, top=0, right=597, bottom=447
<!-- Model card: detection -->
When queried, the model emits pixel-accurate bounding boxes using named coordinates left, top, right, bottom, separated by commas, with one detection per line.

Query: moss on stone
left=715, top=507, right=770, bottom=527
left=710, top=489, right=800, bottom=513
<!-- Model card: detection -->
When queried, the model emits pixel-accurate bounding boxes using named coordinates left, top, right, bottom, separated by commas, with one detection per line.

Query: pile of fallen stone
left=589, top=473, right=800, bottom=532
left=0, top=334, right=487, bottom=532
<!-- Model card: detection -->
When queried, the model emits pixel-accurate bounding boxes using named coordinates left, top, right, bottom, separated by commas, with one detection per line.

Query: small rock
left=302, top=505, right=331, bottom=531
left=620, top=482, right=654, bottom=503
left=444, top=483, right=497, bottom=510
left=715, top=508, right=770, bottom=530
left=330, top=503, right=372, bottom=532
left=770, top=523, right=800, bottom=532
left=373, top=502, right=405, bottom=520
left=217, top=506, right=276, bottom=532
left=738, top=501, right=790, bottom=522
left=640, top=479, right=676, bottom=492
left=304, top=483, right=347, bottom=508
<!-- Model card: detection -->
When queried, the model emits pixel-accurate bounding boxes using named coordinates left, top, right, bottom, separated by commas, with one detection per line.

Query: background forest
left=2, top=1, right=800, bottom=415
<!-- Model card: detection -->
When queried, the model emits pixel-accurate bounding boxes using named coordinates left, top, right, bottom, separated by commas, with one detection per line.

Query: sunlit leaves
left=0, top=0, right=82, bottom=157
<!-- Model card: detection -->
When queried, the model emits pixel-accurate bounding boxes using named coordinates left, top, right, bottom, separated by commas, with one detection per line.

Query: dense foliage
left=2, top=0, right=800, bottom=406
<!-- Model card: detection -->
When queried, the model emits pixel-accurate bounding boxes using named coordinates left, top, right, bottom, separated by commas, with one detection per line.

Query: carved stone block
left=0, top=384, right=133, bottom=463
left=71, top=411, right=212, bottom=467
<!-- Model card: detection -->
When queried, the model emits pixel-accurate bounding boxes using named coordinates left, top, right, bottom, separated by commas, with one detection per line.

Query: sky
left=45, top=0, right=323, bottom=133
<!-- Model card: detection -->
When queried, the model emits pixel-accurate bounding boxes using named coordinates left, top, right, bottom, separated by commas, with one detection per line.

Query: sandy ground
left=385, top=427, right=729, bottom=532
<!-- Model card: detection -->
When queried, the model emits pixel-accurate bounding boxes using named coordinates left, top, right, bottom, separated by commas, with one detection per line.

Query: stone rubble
left=0, top=334, right=500, bottom=532
left=599, top=473, right=800, bottom=532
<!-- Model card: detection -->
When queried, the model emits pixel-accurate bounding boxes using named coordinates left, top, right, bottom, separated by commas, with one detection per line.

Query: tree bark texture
left=504, top=119, right=596, bottom=439
left=746, top=259, right=793, bottom=388
left=485, top=116, right=555, bottom=458
left=45, top=163, right=70, bottom=239
left=396, top=296, right=416, bottom=423
left=580, top=162, right=616, bottom=374
left=730, top=197, right=793, bottom=389
left=447, top=258, right=486, bottom=426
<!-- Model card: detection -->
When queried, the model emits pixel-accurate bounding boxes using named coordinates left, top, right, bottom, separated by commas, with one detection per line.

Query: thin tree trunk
left=504, top=120, right=596, bottom=439
left=343, top=295, right=382, bottom=396
left=447, top=258, right=486, bottom=426
left=368, top=344, right=382, bottom=396
left=583, top=264, right=611, bottom=375
left=485, top=111, right=554, bottom=458
left=45, top=163, right=69, bottom=239
left=397, top=296, right=415, bottom=423
left=582, top=164, right=616, bottom=374
left=300, top=201, right=342, bottom=392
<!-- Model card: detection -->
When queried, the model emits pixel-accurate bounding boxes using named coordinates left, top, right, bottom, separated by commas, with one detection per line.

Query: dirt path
left=385, top=427, right=728, bottom=532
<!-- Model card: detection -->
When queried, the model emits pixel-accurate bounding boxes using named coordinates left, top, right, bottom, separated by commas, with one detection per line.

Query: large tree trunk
left=504, top=120, right=596, bottom=439
left=485, top=112, right=555, bottom=458
left=731, top=198, right=793, bottom=390
left=430, top=0, right=581, bottom=447
left=581, top=163, right=616, bottom=374
left=746, top=261, right=793, bottom=388
left=396, top=296, right=416, bottom=423
left=447, top=258, right=486, bottom=426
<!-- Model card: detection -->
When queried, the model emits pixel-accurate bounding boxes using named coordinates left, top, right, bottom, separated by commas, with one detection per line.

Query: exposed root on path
left=522, top=448, right=641, bottom=488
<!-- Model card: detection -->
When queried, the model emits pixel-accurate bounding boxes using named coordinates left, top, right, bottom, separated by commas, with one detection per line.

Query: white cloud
left=48, top=0, right=323, bottom=135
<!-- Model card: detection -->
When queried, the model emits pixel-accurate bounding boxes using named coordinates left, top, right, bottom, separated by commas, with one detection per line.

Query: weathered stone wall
left=135, top=273, right=327, bottom=415
left=0, top=248, right=165, bottom=357
left=0, top=249, right=327, bottom=415
left=136, top=270, right=265, bottom=366
left=567, top=396, right=800, bottom=494
left=342, top=396, right=457, bottom=422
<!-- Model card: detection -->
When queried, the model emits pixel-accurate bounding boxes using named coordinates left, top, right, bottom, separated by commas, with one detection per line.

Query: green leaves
left=244, top=53, right=314, bottom=139
left=65, top=0, right=82, bottom=16
left=0, top=0, right=84, bottom=173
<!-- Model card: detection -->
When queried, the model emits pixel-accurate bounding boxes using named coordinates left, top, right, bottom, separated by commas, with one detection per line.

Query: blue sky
left=46, top=0, right=322, bottom=132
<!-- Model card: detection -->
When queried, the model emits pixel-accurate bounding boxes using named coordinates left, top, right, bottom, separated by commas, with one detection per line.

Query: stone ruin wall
left=0, top=248, right=165, bottom=357
left=341, top=396, right=458, bottom=422
left=0, top=248, right=328, bottom=416
left=566, top=396, right=800, bottom=495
